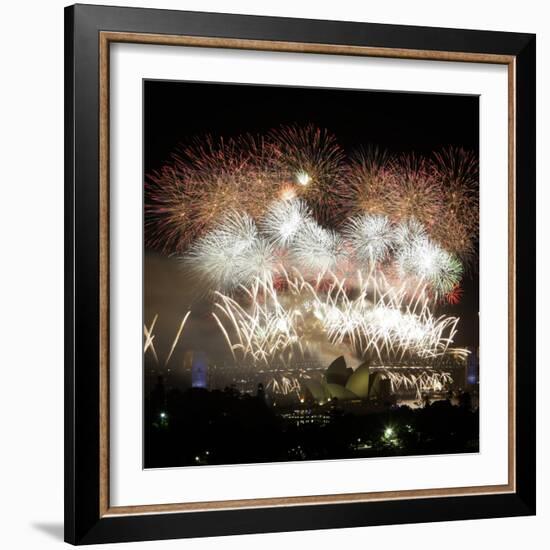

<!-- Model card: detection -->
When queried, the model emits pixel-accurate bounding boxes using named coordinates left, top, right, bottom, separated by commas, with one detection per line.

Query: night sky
left=144, top=80, right=479, bottom=352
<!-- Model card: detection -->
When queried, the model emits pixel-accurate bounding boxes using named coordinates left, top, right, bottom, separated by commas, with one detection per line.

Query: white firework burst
left=185, top=210, right=276, bottom=291
left=394, top=217, right=427, bottom=249
left=397, top=236, right=463, bottom=295
left=343, top=214, right=397, bottom=266
left=289, top=219, right=344, bottom=275
left=237, top=237, right=278, bottom=286
left=260, top=198, right=312, bottom=246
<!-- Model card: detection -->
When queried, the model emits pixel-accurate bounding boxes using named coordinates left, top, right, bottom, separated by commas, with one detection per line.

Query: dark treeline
left=144, top=381, right=479, bottom=469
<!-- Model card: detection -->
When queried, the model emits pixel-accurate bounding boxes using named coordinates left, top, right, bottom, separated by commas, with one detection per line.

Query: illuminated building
left=281, top=406, right=331, bottom=427
left=192, top=351, right=208, bottom=388
left=182, top=350, right=193, bottom=386
left=466, top=347, right=479, bottom=385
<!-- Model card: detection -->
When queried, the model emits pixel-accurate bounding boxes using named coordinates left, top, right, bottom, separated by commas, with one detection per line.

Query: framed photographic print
left=64, top=4, right=536, bottom=545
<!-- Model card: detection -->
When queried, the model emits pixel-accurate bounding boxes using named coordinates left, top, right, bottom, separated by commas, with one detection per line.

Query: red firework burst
left=445, top=284, right=463, bottom=305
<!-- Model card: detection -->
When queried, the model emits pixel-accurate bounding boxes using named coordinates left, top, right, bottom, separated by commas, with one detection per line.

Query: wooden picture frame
left=65, top=3, right=536, bottom=544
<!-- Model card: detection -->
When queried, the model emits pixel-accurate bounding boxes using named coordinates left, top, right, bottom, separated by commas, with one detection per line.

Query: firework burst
left=337, top=147, right=397, bottom=219
left=343, top=214, right=397, bottom=267
left=146, top=134, right=288, bottom=254
left=269, top=124, right=345, bottom=223
left=184, top=211, right=277, bottom=292
left=394, top=217, right=427, bottom=249
left=388, top=154, right=443, bottom=230
left=289, top=219, right=345, bottom=276
left=430, top=147, right=479, bottom=265
left=184, top=135, right=285, bottom=229
left=145, top=124, right=477, bottom=396
left=145, top=166, right=196, bottom=254
left=260, top=198, right=313, bottom=247
left=445, top=284, right=463, bottom=305
left=397, top=236, right=463, bottom=296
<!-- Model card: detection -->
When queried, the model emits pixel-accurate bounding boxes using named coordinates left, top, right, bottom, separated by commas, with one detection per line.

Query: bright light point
left=159, top=412, right=166, bottom=419
left=300, top=398, right=305, bottom=403
left=418, top=248, right=437, bottom=274
left=384, top=427, right=394, bottom=438
left=195, top=456, right=200, bottom=461
left=295, top=170, right=311, bottom=186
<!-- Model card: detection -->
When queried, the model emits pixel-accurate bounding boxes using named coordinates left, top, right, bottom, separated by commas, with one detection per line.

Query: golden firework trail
left=212, top=269, right=467, bottom=366
left=144, top=313, right=192, bottom=367
left=143, top=314, right=159, bottom=364
left=164, top=311, right=192, bottom=367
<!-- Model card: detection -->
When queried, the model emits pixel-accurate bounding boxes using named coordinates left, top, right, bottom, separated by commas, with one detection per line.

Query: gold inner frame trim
left=98, top=31, right=516, bottom=517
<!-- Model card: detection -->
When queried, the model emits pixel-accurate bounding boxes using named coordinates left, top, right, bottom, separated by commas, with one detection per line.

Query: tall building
left=182, top=350, right=193, bottom=387
left=466, top=347, right=479, bottom=385
left=192, top=351, right=208, bottom=389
